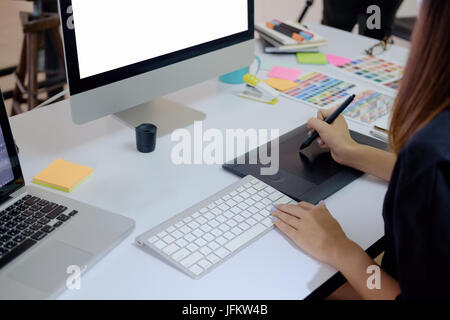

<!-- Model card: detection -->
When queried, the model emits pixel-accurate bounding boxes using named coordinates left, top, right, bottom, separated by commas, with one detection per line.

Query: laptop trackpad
left=6, top=240, right=92, bottom=294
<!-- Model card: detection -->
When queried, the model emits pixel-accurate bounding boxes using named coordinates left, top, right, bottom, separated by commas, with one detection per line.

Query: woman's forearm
left=334, top=240, right=401, bottom=300
left=342, top=144, right=397, bottom=182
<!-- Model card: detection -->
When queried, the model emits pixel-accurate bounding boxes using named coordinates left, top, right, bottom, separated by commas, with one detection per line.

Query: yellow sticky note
left=264, top=78, right=298, bottom=92
left=33, top=158, right=93, bottom=192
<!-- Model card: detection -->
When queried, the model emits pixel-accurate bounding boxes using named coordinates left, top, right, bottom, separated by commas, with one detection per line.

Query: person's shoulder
left=397, top=109, right=450, bottom=181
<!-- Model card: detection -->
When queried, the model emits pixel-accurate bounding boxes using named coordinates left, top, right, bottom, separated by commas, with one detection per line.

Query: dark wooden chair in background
left=11, top=11, right=66, bottom=115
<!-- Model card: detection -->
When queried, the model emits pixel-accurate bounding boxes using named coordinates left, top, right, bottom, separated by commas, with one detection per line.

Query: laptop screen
left=0, top=90, right=24, bottom=199
left=0, top=128, right=14, bottom=187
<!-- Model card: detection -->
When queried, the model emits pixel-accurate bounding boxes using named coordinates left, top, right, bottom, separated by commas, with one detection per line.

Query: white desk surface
left=9, top=24, right=409, bottom=299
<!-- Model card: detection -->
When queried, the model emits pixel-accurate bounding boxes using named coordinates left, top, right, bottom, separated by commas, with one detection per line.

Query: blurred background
left=0, top=0, right=419, bottom=116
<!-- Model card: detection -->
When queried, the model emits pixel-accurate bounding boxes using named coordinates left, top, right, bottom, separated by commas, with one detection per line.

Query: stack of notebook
left=256, top=19, right=327, bottom=53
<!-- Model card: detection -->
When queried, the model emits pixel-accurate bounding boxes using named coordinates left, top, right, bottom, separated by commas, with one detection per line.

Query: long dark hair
left=389, top=0, right=450, bottom=154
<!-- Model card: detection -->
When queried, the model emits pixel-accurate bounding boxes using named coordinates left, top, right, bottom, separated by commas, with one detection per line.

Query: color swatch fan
left=335, top=56, right=404, bottom=86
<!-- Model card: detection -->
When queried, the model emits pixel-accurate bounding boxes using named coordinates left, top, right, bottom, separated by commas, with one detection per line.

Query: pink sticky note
left=267, top=66, right=302, bottom=81
left=326, top=54, right=352, bottom=67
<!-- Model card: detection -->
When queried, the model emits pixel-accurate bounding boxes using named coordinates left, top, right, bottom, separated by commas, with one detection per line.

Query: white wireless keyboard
left=135, top=175, right=296, bottom=279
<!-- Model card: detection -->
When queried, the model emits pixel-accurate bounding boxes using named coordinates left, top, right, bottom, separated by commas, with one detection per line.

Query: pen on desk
left=299, top=94, right=356, bottom=150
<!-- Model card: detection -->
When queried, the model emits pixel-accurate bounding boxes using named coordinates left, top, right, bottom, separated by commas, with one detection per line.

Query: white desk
left=9, top=24, right=409, bottom=299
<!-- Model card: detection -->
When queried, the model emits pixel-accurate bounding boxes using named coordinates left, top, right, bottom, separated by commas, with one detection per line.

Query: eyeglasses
left=365, top=37, right=394, bottom=56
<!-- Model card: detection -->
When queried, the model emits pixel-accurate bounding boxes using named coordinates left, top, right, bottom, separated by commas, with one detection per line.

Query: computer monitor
left=58, top=0, right=254, bottom=131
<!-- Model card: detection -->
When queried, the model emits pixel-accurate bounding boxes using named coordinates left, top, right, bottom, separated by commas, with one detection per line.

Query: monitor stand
left=113, top=97, right=206, bottom=137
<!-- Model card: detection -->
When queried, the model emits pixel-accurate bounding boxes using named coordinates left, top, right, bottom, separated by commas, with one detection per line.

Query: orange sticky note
left=264, top=78, right=299, bottom=92
left=32, top=158, right=93, bottom=192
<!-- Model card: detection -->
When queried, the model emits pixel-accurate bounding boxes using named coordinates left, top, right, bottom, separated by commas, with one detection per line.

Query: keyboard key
left=268, top=192, right=283, bottom=202
left=240, top=191, right=250, bottom=198
left=206, top=253, right=220, bottom=264
left=219, top=224, right=230, bottom=232
left=207, top=241, right=220, bottom=250
left=157, top=231, right=167, bottom=238
left=30, top=231, right=46, bottom=241
left=261, top=216, right=274, bottom=227
left=56, top=214, right=70, bottom=222
left=204, top=232, right=216, bottom=241
left=211, top=208, right=222, bottom=216
left=245, top=198, right=255, bottom=206
left=7, top=229, right=20, bottom=236
left=198, top=259, right=212, bottom=270
left=163, top=235, right=175, bottom=244
left=148, top=236, right=158, bottom=243
left=231, top=227, right=243, bottom=236
left=195, top=238, right=207, bottom=247
left=224, top=211, right=234, bottom=218
left=238, top=203, right=248, bottom=210
left=200, top=225, right=212, bottom=233
left=13, top=235, right=26, bottom=243
left=154, top=240, right=167, bottom=250
left=163, top=243, right=179, bottom=255
left=226, top=220, right=237, bottom=228
left=211, top=229, right=223, bottom=237
left=175, top=221, right=184, bottom=228
left=187, top=221, right=199, bottom=229
left=273, top=196, right=293, bottom=205
left=172, top=248, right=190, bottom=262
left=46, top=206, right=67, bottom=219
left=199, top=247, right=211, bottom=256
left=215, top=247, right=230, bottom=259
left=171, top=230, right=183, bottom=239
left=166, top=226, right=176, bottom=233
left=192, top=212, right=201, bottom=219
left=184, top=233, right=195, bottom=242
left=5, top=241, right=17, bottom=250
left=25, top=196, right=40, bottom=206
left=176, top=238, right=188, bottom=247
left=199, top=207, right=208, bottom=214
left=239, top=222, right=250, bottom=230
left=223, top=232, right=235, bottom=241
left=69, top=210, right=80, bottom=217
left=253, top=213, right=264, bottom=221
left=225, top=224, right=267, bottom=252
left=183, top=216, right=192, bottom=224
left=208, top=219, right=219, bottom=228
left=197, top=217, right=207, bottom=224
left=204, top=212, right=214, bottom=220
left=186, top=243, right=199, bottom=252
left=216, top=236, right=227, bottom=246
left=179, top=226, right=191, bottom=234
left=218, top=204, right=229, bottom=211
left=181, top=252, right=203, bottom=268
left=254, top=182, right=266, bottom=190
left=192, top=229, right=204, bottom=238
left=189, top=264, right=203, bottom=276
left=216, top=215, right=227, bottom=223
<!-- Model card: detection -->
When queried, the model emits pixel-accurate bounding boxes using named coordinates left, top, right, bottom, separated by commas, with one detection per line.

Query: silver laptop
left=0, top=90, right=135, bottom=299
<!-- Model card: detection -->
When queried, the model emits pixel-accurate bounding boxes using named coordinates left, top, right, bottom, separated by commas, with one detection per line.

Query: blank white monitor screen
left=71, top=0, right=248, bottom=79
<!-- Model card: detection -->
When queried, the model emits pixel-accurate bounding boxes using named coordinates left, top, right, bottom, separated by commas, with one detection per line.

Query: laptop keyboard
left=0, top=194, right=78, bottom=270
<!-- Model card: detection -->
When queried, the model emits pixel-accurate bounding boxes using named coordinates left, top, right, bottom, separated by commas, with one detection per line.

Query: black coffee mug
left=136, top=123, right=157, bottom=153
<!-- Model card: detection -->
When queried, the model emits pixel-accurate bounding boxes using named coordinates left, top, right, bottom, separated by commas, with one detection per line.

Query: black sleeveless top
left=382, top=109, right=450, bottom=299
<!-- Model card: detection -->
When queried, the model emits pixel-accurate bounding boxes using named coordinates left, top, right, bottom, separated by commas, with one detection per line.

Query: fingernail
left=270, top=205, right=277, bottom=212
left=270, top=215, right=278, bottom=222
left=317, top=138, right=322, bottom=145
